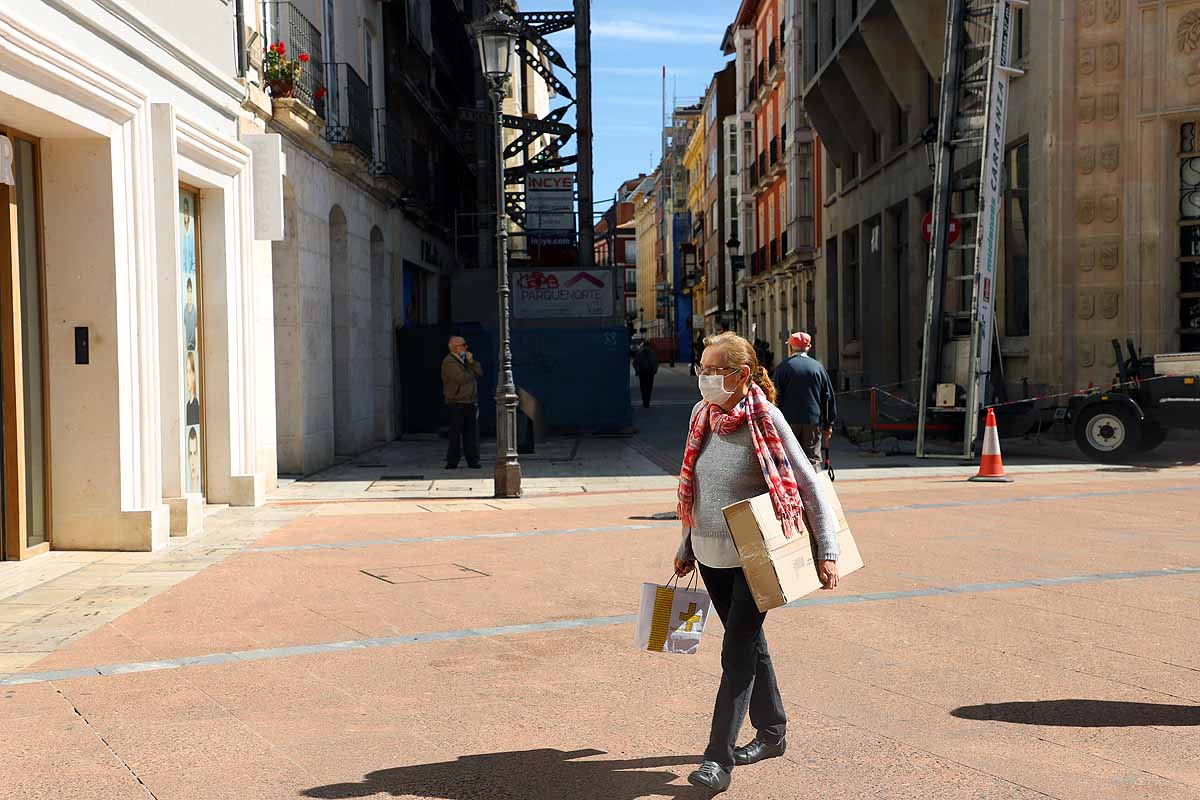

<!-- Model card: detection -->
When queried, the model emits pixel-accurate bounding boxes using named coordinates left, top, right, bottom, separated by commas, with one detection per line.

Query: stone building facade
left=725, top=0, right=822, bottom=361
left=0, top=0, right=284, bottom=557
left=802, top=0, right=1198, bottom=398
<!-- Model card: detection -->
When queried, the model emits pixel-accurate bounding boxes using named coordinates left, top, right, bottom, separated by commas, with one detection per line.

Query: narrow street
left=2, top=402, right=1200, bottom=799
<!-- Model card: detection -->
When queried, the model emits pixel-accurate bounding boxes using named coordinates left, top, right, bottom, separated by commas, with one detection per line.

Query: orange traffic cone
left=970, top=408, right=1013, bottom=483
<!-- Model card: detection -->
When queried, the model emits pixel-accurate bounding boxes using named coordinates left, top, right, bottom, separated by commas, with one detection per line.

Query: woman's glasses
left=696, top=366, right=741, bottom=377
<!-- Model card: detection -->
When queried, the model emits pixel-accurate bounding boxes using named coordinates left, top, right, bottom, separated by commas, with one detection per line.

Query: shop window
left=843, top=228, right=859, bottom=340
left=1003, top=142, right=1030, bottom=336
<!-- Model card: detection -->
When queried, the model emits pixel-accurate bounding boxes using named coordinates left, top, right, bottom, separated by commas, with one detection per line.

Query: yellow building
left=683, top=118, right=707, bottom=338
left=634, top=173, right=660, bottom=334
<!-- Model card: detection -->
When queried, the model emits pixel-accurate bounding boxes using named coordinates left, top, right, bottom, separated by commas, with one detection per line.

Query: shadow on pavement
left=300, top=749, right=708, bottom=799
left=952, top=699, right=1200, bottom=727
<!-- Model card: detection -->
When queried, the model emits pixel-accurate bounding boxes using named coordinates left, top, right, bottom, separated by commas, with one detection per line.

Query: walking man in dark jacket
left=772, top=331, right=837, bottom=468
left=634, top=342, right=660, bottom=408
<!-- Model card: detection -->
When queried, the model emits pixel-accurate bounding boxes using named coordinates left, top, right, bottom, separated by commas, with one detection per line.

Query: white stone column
left=151, top=103, right=203, bottom=537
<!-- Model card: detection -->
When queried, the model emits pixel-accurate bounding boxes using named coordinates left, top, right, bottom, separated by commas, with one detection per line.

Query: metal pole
left=575, top=0, right=595, bottom=268
left=234, top=0, right=247, bottom=78
left=492, top=81, right=522, bottom=498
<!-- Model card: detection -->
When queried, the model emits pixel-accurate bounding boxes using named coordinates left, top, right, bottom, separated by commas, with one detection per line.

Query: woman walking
left=673, top=332, right=840, bottom=793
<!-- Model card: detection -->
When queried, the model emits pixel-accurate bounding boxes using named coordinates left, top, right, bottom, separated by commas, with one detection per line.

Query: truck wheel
left=1074, top=404, right=1142, bottom=462
left=1139, top=422, right=1168, bottom=453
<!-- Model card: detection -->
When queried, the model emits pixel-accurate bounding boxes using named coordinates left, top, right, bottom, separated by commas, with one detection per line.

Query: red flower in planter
left=276, top=41, right=286, bottom=55
left=315, top=87, right=328, bottom=99
left=299, top=53, right=310, bottom=63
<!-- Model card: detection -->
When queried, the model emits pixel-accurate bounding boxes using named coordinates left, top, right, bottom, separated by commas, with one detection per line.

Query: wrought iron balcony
left=261, top=1, right=325, bottom=116
left=325, top=62, right=373, bottom=158
left=370, top=108, right=403, bottom=180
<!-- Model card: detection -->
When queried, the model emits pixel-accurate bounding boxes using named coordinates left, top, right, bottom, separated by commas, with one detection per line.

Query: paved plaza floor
left=2, top=369, right=1199, bottom=799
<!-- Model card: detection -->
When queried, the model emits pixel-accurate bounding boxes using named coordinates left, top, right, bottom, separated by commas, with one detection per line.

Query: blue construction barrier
left=444, top=324, right=633, bottom=436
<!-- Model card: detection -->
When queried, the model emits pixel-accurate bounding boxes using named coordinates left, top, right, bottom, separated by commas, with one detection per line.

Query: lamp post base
left=494, top=461, right=523, bottom=499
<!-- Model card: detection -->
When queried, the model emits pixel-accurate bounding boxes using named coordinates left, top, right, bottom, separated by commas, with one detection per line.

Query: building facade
left=635, top=172, right=660, bottom=336
left=802, top=0, right=1197, bottom=398
left=724, top=0, right=821, bottom=362
left=0, top=0, right=284, bottom=557
left=702, top=63, right=738, bottom=334
left=268, top=0, right=489, bottom=476
left=595, top=176, right=645, bottom=323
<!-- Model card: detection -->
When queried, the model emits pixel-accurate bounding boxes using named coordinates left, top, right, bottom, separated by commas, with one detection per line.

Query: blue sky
left=518, top=0, right=735, bottom=216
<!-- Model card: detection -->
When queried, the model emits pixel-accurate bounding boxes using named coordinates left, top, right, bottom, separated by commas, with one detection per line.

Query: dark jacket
left=442, top=353, right=483, bottom=404
left=772, top=354, right=836, bottom=427
left=634, top=346, right=659, bottom=377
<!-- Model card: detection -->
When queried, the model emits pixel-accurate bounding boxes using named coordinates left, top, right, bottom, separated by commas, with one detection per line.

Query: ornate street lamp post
left=474, top=7, right=522, bottom=498
left=726, top=236, right=743, bottom=334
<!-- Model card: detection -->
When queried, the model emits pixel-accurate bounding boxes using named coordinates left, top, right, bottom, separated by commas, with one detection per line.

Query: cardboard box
left=722, top=474, right=864, bottom=612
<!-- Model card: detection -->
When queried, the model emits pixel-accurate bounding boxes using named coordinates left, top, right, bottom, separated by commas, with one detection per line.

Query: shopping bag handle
left=666, top=569, right=699, bottom=592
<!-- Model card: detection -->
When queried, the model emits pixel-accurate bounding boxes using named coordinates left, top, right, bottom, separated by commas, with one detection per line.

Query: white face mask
left=698, top=372, right=739, bottom=405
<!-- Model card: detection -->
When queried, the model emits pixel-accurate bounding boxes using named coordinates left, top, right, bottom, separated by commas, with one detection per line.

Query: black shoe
left=733, top=736, right=786, bottom=766
left=687, top=761, right=731, bottom=793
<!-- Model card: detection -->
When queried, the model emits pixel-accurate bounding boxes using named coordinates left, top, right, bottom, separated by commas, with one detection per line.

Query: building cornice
left=42, top=0, right=246, bottom=116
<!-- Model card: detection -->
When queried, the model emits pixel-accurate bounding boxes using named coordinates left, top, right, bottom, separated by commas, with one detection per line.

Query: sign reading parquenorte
left=512, top=269, right=614, bottom=319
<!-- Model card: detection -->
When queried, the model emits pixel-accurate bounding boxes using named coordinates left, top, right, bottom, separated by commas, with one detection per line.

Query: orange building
left=725, top=0, right=821, bottom=358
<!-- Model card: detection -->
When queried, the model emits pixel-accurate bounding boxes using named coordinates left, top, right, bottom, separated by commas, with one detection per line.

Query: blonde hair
left=703, top=332, right=776, bottom=404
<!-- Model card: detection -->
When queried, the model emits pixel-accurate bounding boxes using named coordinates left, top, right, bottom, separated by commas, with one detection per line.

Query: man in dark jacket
left=772, top=331, right=836, bottom=468
left=442, top=335, right=484, bottom=469
left=634, top=342, right=660, bottom=408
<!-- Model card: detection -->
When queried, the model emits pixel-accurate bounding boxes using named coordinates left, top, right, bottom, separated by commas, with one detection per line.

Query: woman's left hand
left=818, top=560, right=839, bottom=590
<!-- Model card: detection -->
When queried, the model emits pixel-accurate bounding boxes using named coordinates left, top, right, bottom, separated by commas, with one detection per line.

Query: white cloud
left=592, top=20, right=722, bottom=45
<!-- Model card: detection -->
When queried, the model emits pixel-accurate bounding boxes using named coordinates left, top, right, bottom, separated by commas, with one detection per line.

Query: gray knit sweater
left=677, top=401, right=840, bottom=569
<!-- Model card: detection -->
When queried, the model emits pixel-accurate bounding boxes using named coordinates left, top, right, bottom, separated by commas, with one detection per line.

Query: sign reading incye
left=525, top=172, right=576, bottom=242
left=512, top=269, right=614, bottom=319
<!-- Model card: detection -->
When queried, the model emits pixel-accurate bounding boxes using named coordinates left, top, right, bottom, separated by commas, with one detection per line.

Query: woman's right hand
left=674, top=555, right=695, bottom=578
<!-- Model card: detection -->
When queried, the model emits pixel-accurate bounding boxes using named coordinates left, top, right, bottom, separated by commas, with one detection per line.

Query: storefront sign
left=513, top=269, right=613, bottom=319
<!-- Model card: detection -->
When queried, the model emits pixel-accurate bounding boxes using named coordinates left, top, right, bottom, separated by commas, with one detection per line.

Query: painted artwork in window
left=180, top=189, right=204, bottom=495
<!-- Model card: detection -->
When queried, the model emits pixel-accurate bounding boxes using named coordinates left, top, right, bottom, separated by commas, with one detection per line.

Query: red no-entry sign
left=922, top=212, right=961, bottom=245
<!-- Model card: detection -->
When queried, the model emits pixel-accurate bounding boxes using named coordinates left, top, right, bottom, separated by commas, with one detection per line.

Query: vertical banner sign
left=179, top=189, right=204, bottom=495
left=968, top=0, right=1022, bottom=426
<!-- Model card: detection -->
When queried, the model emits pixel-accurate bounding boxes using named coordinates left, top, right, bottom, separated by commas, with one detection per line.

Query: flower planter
left=267, top=79, right=296, bottom=99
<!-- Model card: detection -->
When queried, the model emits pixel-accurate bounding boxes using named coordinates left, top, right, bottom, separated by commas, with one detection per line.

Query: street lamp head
left=473, top=7, right=520, bottom=86
left=921, top=122, right=938, bottom=174
left=726, top=236, right=740, bottom=253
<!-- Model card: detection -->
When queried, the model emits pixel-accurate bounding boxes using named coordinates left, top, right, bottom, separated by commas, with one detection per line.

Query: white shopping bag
left=633, top=574, right=712, bottom=655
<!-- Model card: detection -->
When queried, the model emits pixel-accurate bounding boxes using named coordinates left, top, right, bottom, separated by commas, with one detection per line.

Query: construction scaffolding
left=916, top=0, right=1028, bottom=458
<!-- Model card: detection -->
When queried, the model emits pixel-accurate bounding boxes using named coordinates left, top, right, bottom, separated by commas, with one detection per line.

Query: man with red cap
left=771, top=331, right=836, bottom=468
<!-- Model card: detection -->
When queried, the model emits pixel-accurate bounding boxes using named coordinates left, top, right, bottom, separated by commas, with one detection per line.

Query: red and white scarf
left=677, top=382, right=805, bottom=538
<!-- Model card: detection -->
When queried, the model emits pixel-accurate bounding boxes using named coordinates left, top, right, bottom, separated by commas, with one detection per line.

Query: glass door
left=0, top=126, right=49, bottom=560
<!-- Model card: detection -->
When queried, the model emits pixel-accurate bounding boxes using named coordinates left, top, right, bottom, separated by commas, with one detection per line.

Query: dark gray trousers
left=697, top=563, right=787, bottom=770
